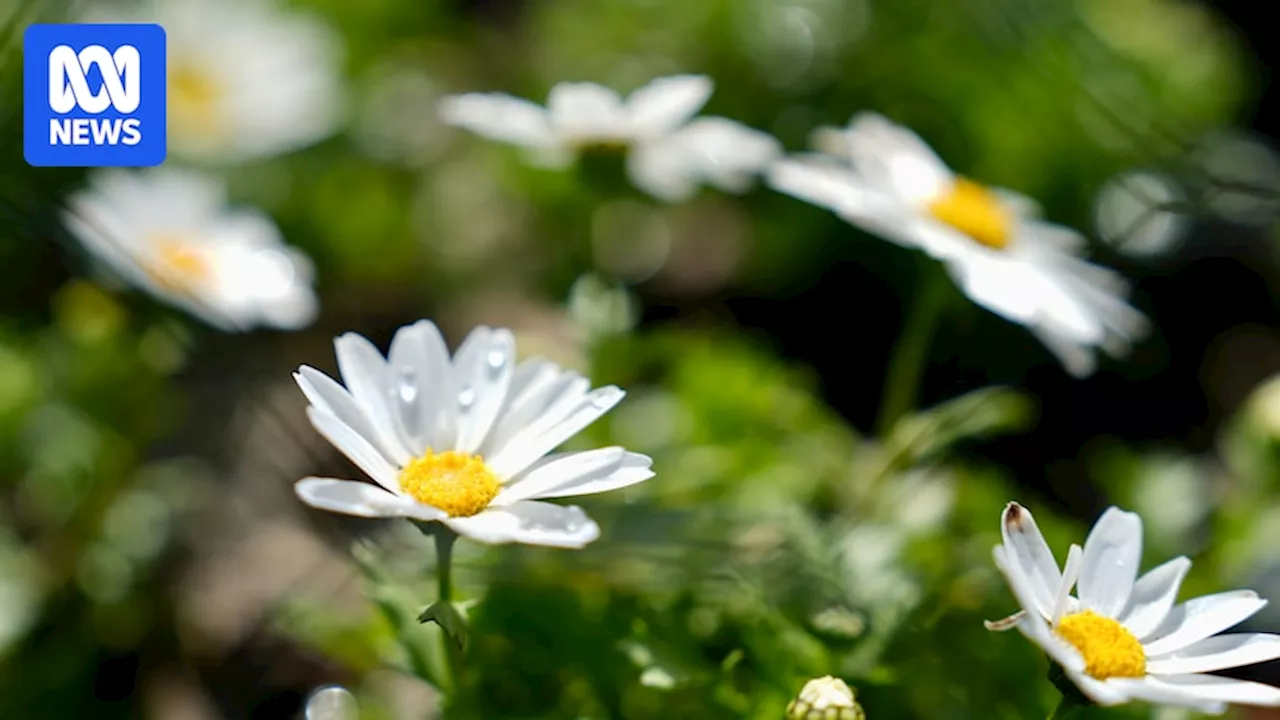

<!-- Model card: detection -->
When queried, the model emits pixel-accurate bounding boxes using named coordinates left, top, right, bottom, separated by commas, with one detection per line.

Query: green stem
left=1047, top=694, right=1083, bottom=720
left=875, top=260, right=950, bottom=436
left=432, top=525, right=465, bottom=693
left=435, top=525, right=456, bottom=604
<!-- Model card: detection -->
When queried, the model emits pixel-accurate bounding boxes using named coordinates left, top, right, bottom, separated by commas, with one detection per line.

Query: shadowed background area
left=2, top=0, right=1280, bottom=718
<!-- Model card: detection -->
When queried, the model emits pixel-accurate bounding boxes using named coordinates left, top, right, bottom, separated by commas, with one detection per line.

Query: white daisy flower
left=292, top=320, right=655, bottom=548
left=438, top=74, right=781, bottom=202
left=62, top=167, right=318, bottom=332
left=83, top=0, right=344, bottom=163
left=767, top=112, right=1149, bottom=377
left=991, top=501, right=1280, bottom=714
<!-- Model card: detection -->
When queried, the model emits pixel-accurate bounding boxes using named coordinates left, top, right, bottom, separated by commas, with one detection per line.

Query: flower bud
left=305, top=685, right=358, bottom=720
left=786, top=676, right=865, bottom=720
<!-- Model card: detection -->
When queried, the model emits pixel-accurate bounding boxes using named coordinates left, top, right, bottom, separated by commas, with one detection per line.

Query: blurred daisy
left=293, top=320, right=654, bottom=548
left=767, top=113, right=1148, bottom=377
left=62, top=167, right=318, bottom=331
left=438, top=75, right=781, bottom=202
left=83, top=0, right=344, bottom=163
left=990, top=501, right=1280, bottom=714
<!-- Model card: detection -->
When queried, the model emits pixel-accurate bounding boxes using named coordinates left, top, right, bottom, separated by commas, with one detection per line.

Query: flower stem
left=875, top=259, right=950, bottom=436
left=1047, top=694, right=1083, bottom=720
left=431, top=524, right=465, bottom=694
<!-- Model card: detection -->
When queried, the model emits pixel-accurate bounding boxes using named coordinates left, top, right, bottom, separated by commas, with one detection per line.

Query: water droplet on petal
left=458, top=386, right=476, bottom=409
left=396, top=365, right=418, bottom=404
left=486, top=348, right=507, bottom=372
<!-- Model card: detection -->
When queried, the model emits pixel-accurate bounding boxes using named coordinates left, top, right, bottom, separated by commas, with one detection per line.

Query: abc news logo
left=48, top=44, right=144, bottom=147
left=24, top=23, right=167, bottom=167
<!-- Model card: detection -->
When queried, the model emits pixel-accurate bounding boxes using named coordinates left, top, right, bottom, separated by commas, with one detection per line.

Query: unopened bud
left=786, top=676, right=865, bottom=720
left=305, top=685, right=358, bottom=720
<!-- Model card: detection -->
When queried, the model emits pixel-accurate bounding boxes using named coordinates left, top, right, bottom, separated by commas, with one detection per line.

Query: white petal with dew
left=451, top=326, right=516, bottom=454
left=487, top=385, right=626, bottom=478
left=483, top=361, right=586, bottom=458
left=386, top=319, right=456, bottom=456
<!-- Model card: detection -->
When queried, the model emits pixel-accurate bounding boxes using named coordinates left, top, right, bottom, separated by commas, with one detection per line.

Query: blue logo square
left=24, top=23, right=167, bottom=167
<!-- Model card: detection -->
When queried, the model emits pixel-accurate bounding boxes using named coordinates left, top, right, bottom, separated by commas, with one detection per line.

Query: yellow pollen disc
left=927, top=177, right=1013, bottom=249
left=1054, top=610, right=1146, bottom=680
left=169, top=64, right=224, bottom=138
left=148, top=238, right=211, bottom=292
left=398, top=450, right=502, bottom=518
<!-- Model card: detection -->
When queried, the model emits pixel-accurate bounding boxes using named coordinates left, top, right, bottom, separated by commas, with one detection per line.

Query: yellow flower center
left=169, top=63, right=223, bottom=139
left=1054, top=610, right=1147, bottom=679
left=927, top=177, right=1013, bottom=249
left=148, top=238, right=211, bottom=292
left=398, top=450, right=502, bottom=517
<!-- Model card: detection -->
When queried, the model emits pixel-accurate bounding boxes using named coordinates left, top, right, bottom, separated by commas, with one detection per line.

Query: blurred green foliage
left=2, top=0, right=1278, bottom=718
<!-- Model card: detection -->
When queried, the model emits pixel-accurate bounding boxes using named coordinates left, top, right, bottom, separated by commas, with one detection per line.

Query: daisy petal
left=486, top=385, right=626, bottom=478
left=843, top=112, right=952, bottom=206
left=443, top=500, right=600, bottom=548
left=1141, top=590, right=1268, bottom=657
left=994, top=545, right=1086, bottom=675
left=766, top=155, right=888, bottom=216
left=1119, top=556, right=1192, bottom=639
left=438, top=92, right=555, bottom=148
left=1029, top=326, right=1098, bottom=379
left=483, top=361, right=586, bottom=458
left=546, top=82, right=627, bottom=140
left=306, top=407, right=401, bottom=492
left=1052, top=543, right=1084, bottom=623
left=1077, top=507, right=1143, bottom=618
left=295, top=477, right=443, bottom=521
left=334, top=333, right=408, bottom=463
left=1001, top=501, right=1063, bottom=619
left=1103, top=676, right=1227, bottom=714
left=294, top=366, right=406, bottom=465
left=495, top=448, right=653, bottom=505
left=451, top=326, right=516, bottom=453
left=1133, top=674, right=1280, bottom=710
left=626, top=136, right=700, bottom=203
left=1066, top=672, right=1133, bottom=707
left=386, top=319, right=456, bottom=456
left=1147, top=633, right=1280, bottom=675
left=626, top=74, right=713, bottom=137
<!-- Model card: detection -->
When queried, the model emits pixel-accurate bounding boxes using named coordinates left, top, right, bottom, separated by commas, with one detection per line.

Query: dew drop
left=396, top=365, right=418, bottom=404
left=486, top=348, right=507, bottom=372
left=458, top=386, right=476, bottom=409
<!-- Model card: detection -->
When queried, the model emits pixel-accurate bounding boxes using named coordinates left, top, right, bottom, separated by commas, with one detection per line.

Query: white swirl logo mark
left=48, top=44, right=141, bottom=114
